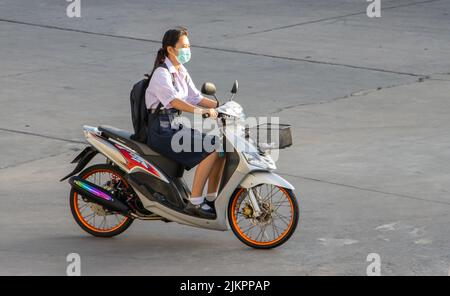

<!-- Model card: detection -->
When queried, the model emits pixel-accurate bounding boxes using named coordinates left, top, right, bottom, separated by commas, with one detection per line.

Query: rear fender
left=60, top=146, right=98, bottom=181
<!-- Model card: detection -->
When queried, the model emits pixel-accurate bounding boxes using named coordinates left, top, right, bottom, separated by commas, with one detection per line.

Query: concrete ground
left=0, top=0, right=449, bottom=275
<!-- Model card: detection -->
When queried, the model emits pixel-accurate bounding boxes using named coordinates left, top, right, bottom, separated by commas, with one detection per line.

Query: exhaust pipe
left=69, top=176, right=130, bottom=214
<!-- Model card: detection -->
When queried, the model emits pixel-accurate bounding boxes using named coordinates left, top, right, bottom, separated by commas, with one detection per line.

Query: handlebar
left=203, top=112, right=227, bottom=119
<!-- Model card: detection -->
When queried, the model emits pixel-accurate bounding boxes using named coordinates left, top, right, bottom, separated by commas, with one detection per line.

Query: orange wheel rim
left=73, top=169, right=130, bottom=233
left=231, top=185, right=295, bottom=246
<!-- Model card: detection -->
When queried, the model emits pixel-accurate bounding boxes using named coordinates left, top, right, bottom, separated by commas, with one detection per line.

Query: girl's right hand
left=203, top=108, right=218, bottom=119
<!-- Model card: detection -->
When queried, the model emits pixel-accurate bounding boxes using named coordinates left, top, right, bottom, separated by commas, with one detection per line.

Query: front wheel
left=228, top=185, right=299, bottom=249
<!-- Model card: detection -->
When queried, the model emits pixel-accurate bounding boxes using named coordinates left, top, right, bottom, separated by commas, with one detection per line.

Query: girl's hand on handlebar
left=203, top=108, right=218, bottom=119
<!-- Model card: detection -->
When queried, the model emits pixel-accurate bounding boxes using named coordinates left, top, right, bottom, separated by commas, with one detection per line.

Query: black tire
left=228, top=186, right=299, bottom=249
left=69, top=164, right=133, bottom=238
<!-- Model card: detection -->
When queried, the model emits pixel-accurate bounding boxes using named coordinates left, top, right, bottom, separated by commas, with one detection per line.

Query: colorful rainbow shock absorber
left=73, top=179, right=112, bottom=201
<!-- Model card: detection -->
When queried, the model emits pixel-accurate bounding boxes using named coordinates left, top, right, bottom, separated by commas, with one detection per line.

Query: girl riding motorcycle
left=145, top=27, right=225, bottom=219
left=63, top=27, right=299, bottom=248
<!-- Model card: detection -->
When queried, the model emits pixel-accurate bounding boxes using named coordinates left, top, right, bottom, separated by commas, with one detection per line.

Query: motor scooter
left=61, top=81, right=299, bottom=249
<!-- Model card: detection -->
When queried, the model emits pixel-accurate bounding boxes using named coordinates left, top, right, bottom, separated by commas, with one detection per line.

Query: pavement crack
left=270, top=76, right=430, bottom=114
left=229, top=0, right=443, bottom=38
left=280, top=172, right=450, bottom=206
left=0, top=66, right=67, bottom=79
left=0, top=18, right=162, bottom=44
left=0, top=151, right=69, bottom=170
left=192, top=45, right=426, bottom=77
left=0, top=128, right=84, bottom=144
left=0, top=50, right=155, bottom=80
left=0, top=18, right=425, bottom=78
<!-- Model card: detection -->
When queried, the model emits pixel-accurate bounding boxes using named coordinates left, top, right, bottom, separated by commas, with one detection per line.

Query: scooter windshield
left=217, top=101, right=246, bottom=120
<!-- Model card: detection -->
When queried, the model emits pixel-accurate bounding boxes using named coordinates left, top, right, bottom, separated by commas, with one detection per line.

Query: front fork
left=247, top=187, right=263, bottom=217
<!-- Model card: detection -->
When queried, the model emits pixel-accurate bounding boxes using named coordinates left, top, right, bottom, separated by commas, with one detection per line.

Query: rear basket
left=247, top=123, right=293, bottom=150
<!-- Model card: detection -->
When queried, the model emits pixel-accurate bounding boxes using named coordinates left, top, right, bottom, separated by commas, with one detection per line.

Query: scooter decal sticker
left=74, top=179, right=112, bottom=201
left=114, top=144, right=168, bottom=182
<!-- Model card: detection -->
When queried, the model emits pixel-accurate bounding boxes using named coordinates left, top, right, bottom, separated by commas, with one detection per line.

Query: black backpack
left=130, top=63, right=174, bottom=143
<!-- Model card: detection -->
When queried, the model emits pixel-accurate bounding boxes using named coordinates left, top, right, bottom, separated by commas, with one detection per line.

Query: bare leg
left=191, top=152, right=219, bottom=198
left=207, top=156, right=226, bottom=194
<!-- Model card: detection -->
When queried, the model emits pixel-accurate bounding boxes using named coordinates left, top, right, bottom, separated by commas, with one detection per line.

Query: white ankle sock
left=190, top=196, right=205, bottom=205
left=206, top=192, right=218, bottom=202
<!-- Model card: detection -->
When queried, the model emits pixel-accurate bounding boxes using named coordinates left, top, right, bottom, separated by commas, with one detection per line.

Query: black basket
left=247, top=123, right=293, bottom=150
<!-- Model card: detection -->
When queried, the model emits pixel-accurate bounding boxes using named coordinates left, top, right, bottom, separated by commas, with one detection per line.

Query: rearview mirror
left=201, top=82, right=217, bottom=96
left=231, top=80, right=238, bottom=94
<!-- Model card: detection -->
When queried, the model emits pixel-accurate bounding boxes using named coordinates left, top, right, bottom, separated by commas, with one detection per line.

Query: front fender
left=239, top=171, right=295, bottom=190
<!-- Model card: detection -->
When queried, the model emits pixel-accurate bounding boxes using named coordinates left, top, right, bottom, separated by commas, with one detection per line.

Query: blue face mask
left=177, top=48, right=191, bottom=64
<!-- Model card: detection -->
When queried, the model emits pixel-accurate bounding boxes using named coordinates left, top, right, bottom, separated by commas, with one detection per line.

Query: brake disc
left=89, top=203, right=108, bottom=216
left=242, top=203, right=254, bottom=218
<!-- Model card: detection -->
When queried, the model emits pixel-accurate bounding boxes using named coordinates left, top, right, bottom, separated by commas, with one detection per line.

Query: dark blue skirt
left=147, top=113, right=217, bottom=170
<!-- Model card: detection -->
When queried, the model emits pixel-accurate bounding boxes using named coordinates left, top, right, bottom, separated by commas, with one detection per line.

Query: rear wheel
left=228, top=185, right=299, bottom=249
left=69, top=164, right=133, bottom=237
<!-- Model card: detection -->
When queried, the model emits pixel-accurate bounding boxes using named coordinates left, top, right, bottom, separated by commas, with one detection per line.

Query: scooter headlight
left=243, top=152, right=276, bottom=170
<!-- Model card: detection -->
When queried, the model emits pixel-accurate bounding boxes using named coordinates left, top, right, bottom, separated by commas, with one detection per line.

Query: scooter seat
left=98, top=125, right=160, bottom=156
left=98, top=125, right=185, bottom=178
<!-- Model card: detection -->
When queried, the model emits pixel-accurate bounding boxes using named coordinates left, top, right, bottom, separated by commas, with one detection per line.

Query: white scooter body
left=81, top=99, right=294, bottom=231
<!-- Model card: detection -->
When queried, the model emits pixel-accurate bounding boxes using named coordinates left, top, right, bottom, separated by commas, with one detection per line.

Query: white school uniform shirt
left=145, top=58, right=203, bottom=110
